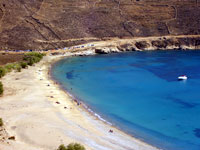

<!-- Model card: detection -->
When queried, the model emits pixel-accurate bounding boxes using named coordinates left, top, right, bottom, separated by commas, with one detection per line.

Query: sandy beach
left=0, top=53, right=159, bottom=150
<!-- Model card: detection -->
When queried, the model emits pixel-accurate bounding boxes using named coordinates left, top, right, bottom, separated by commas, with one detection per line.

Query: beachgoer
left=109, top=129, right=113, bottom=133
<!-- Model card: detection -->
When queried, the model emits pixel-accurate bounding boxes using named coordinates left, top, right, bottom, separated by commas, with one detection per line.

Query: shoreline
left=50, top=67, right=112, bottom=126
left=0, top=53, right=159, bottom=150
left=49, top=57, right=113, bottom=126
left=47, top=54, right=161, bottom=150
left=43, top=54, right=161, bottom=150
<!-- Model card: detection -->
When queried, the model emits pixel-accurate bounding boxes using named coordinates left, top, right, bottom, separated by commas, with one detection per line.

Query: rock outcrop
left=95, top=48, right=111, bottom=54
left=135, top=41, right=150, bottom=50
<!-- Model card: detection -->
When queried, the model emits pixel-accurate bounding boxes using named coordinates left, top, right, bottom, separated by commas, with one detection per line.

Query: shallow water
left=51, top=50, right=200, bottom=150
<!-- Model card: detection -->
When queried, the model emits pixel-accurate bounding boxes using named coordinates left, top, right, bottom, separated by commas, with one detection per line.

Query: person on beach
left=109, top=129, right=113, bottom=133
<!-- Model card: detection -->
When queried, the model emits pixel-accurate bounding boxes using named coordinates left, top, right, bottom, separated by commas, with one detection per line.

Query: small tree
left=0, top=81, right=3, bottom=95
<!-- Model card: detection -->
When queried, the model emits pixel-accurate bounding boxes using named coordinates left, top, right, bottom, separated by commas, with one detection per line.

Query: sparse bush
left=0, top=118, right=3, bottom=126
left=57, top=143, right=85, bottom=150
left=20, top=62, right=28, bottom=68
left=0, top=81, right=3, bottom=95
left=4, top=64, right=14, bottom=73
left=0, top=67, right=6, bottom=78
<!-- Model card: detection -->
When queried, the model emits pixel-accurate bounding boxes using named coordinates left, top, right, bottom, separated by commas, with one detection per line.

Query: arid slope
left=0, top=0, right=199, bottom=50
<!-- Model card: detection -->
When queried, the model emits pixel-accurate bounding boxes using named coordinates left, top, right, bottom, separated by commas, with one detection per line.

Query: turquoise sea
left=51, top=50, right=200, bottom=150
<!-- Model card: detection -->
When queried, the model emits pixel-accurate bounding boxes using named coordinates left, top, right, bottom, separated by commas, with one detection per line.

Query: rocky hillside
left=0, top=0, right=199, bottom=50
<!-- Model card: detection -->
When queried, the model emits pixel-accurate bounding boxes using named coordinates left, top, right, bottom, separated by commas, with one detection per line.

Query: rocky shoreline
left=94, top=36, right=200, bottom=54
left=47, top=36, right=200, bottom=58
left=1, top=36, right=200, bottom=57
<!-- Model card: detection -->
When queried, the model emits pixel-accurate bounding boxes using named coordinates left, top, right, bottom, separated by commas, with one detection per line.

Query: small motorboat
left=178, top=75, right=187, bottom=80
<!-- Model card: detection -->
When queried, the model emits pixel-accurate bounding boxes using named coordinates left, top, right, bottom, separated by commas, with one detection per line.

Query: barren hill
left=0, top=0, right=199, bottom=50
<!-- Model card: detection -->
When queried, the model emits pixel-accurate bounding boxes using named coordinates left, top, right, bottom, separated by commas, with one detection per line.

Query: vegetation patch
left=4, top=63, right=15, bottom=73
left=0, top=67, right=6, bottom=78
left=23, top=52, right=45, bottom=66
left=20, top=62, right=28, bottom=68
left=0, top=52, right=45, bottom=78
left=0, top=52, right=45, bottom=96
left=57, top=143, right=86, bottom=150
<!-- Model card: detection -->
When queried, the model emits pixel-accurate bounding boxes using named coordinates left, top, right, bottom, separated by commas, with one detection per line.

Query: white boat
left=178, top=75, right=187, bottom=80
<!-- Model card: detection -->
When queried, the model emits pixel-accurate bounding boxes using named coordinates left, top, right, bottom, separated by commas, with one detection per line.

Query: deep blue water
left=51, top=51, right=200, bottom=150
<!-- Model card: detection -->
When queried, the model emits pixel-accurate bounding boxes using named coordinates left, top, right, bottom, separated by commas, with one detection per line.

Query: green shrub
left=0, top=118, right=3, bottom=126
left=0, top=53, right=45, bottom=79
left=20, top=62, right=28, bottom=68
left=24, top=52, right=45, bottom=60
left=32, top=56, right=41, bottom=63
left=16, top=66, right=22, bottom=72
left=57, top=143, right=85, bottom=150
left=0, top=67, right=6, bottom=78
left=0, top=81, right=3, bottom=95
left=67, top=143, right=85, bottom=150
left=27, top=58, right=34, bottom=66
left=24, top=52, right=45, bottom=58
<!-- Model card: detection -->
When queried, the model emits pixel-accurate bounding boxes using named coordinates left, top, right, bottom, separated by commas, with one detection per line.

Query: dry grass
left=0, top=53, right=24, bottom=66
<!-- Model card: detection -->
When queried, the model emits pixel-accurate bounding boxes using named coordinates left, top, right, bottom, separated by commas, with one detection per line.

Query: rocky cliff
left=0, top=0, right=200, bottom=50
